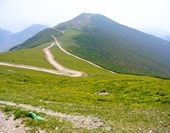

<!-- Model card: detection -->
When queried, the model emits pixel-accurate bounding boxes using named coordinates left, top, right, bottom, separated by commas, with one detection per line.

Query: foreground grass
left=0, top=65, right=169, bottom=132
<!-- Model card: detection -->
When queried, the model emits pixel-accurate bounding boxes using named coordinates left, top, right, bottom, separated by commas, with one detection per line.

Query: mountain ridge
left=0, top=24, right=48, bottom=52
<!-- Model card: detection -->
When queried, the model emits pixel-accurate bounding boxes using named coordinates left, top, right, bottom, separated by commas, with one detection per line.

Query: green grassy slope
left=0, top=43, right=55, bottom=69
left=0, top=41, right=169, bottom=132
left=55, top=13, right=170, bottom=78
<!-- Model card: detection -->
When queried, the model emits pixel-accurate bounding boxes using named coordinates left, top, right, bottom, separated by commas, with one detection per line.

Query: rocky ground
left=0, top=111, right=26, bottom=133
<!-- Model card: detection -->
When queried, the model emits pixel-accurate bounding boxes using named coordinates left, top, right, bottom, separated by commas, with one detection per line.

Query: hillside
left=0, top=24, right=48, bottom=52
left=11, top=13, right=170, bottom=78
left=55, top=13, right=170, bottom=78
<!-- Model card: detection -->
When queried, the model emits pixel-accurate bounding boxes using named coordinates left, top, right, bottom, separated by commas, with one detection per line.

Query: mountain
left=11, top=13, right=170, bottom=78
left=0, top=28, right=13, bottom=44
left=0, top=24, right=48, bottom=52
left=164, top=36, right=170, bottom=41
left=139, top=27, right=170, bottom=41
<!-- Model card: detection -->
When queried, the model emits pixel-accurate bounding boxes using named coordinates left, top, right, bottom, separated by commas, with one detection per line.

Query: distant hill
left=10, top=28, right=61, bottom=50
left=139, top=28, right=170, bottom=41
left=0, top=29, right=13, bottom=44
left=0, top=24, right=48, bottom=52
left=11, top=13, right=170, bottom=78
left=164, top=36, right=170, bottom=41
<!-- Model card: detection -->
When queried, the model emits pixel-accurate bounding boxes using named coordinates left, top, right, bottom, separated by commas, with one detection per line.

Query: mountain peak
left=73, top=13, right=95, bottom=20
left=55, top=13, right=119, bottom=31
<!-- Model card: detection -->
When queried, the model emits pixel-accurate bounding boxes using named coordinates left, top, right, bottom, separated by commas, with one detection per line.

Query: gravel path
left=0, top=100, right=104, bottom=129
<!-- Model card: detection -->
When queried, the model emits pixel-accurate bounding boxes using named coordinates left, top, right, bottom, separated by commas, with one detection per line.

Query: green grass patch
left=0, top=43, right=55, bottom=69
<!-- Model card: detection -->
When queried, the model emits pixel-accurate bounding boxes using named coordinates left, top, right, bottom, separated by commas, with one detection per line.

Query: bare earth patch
left=0, top=110, right=26, bottom=133
left=0, top=100, right=105, bottom=129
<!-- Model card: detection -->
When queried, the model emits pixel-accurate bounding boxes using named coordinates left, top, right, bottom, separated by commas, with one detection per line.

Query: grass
left=0, top=40, right=169, bottom=132
left=0, top=42, right=55, bottom=70
left=0, top=65, right=169, bottom=132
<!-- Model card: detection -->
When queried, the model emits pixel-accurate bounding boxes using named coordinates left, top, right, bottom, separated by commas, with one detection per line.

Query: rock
left=105, top=127, right=111, bottom=131
left=95, top=90, right=109, bottom=95
left=133, top=98, right=137, bottom=100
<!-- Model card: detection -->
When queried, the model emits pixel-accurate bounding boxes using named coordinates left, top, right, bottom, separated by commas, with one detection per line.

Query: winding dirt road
left=43, top=43, right=86, bottom=77
left=0, top=40, right=86, bottom=77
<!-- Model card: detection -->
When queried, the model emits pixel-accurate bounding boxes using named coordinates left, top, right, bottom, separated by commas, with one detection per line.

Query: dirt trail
left=43, top=43, right=86, bottom=77
left=0, top=42, right=86, bottom=77
left=0, top=62, right=67, bottom=75
left=52, top=35, right=116, bottom=74
left=0, top=100, right=104, bottom=129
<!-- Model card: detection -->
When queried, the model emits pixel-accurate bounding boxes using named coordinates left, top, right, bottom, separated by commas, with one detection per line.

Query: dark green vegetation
left=0, top=41, right=170, bottom=132
left=0, top=24, right=48, bottom=52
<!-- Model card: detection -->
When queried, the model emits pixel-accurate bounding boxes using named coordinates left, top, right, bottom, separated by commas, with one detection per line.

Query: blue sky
left=0, top=0, right=170, bottom=33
